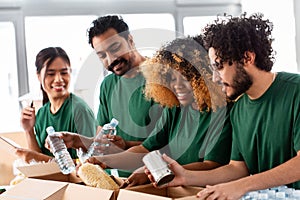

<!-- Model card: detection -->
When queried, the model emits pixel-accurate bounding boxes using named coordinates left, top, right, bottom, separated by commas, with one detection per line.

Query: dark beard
left=107, top=57, right=129, bottom=73
left=228, top=63, right=253, bottom=100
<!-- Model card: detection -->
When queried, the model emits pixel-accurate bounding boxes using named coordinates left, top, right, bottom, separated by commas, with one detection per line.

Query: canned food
left=142, top=150, right=175, bottom=186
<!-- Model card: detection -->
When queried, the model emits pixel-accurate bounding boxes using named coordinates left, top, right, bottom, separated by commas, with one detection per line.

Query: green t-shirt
left=98, top=72, right=163, bottom=177
left=142, top=104, right=232, bottom=165
left=35, top=93, right=97, bottom=158
left=97, top=72, right=163, bottom=142
left=230, top=72, right=300, bottom=188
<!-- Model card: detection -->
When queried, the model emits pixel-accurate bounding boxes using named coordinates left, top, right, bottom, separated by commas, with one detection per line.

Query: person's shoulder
left=102, top=73, right=118, bottom=82
left=70, top=93, right=85, bottom=103
left=277, top=72, right=300, bottom=86
left=100, top=73, right=119, bottom=88
left=69, top=93, right=93, bottom=110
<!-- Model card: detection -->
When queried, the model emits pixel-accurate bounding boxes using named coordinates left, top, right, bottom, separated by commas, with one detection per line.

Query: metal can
left=142, top=150, right=175, bottom=186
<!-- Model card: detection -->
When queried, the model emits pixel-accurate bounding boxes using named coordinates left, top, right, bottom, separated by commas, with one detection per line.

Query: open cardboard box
left=118, top=183, right=203, bottom=200
left=0, top=178, right=114, bottom=200
left=12, top=161, right=201, bottom=200
left=13, top=162, right=123, bottom=200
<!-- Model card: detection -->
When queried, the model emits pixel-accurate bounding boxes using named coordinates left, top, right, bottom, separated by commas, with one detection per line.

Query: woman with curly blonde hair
left=142, top=35, right=227, bottom=111
left=137, top=35, right=232, bottom=171
left=86, top=36, right=232, bottom=187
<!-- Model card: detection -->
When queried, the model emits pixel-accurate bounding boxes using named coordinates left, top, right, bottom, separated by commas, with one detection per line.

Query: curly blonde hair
left=140, top=36, right=227, bottom=112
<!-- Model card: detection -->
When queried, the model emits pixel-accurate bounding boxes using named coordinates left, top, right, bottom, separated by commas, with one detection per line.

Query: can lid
left=156, top=172, right=175, bottom=187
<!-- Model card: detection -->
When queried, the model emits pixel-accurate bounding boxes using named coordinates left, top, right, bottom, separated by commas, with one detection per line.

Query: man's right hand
left=45, top=132, right=91, bottom=151
left=145, top=154, right=187, bottom=188
left=86, top=156, right=108, bottom=169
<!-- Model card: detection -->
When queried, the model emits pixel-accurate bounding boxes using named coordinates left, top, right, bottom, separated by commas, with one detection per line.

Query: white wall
left=241, top=0, right=298, bottom=73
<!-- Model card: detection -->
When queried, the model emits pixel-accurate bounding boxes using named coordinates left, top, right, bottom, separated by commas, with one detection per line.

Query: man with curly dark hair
left=146, top=13, right=300, bottom=199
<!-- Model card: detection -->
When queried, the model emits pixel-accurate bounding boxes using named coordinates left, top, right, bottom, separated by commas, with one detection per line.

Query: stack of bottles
left=241, top=186, right=300, bottom=200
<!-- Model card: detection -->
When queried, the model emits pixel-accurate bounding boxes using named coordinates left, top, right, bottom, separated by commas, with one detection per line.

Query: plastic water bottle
left=46, top=126, right=75, bottom=174
left=80, top=118, right=119, bottom=162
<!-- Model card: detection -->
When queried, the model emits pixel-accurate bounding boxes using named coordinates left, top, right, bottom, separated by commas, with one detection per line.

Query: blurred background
left=0, top=0, right=299, bottom=132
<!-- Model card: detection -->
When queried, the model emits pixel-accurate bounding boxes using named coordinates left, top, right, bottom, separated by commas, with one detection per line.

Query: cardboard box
left=0, top=178, right=114, bottom=200
left=13, top=158, right=202, bottom=200
left=16, top=161, right=82, bottom=183
left=118, top=184, right=202, bottom=200
left=0, top=132, right=28, bottom=185
left=14, top=162, right=123, bottom=200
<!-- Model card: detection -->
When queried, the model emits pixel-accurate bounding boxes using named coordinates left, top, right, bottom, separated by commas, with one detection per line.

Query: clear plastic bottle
left=81, top=118, right=119, bottom=161
left=46, top=126, right=75, bottom=174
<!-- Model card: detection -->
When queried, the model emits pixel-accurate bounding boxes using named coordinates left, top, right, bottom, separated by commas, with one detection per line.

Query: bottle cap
left=110, top=118, right=119, bottom=127
left=46, top=126, right=55, bottom=135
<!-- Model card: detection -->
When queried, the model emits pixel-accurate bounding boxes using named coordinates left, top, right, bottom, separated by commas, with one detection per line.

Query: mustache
left=108, top=58, right=128, bottom=71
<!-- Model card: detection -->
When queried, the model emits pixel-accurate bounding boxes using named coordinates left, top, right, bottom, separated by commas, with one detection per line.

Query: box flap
left=0, top=136, right=20, bottom=156
left=16, top=161, right=82, bottom=183
left=167, top=186, right=202, bottom=198
left=63, top=183, right=114, bottom=200
left=0, top=178, right=114, bottom=200
left=125, top=184, right=167, bottom=197
left=17, top=161, right=61, bottom=177
left=117, top=189, right=171, bottom=200
left=120, top=184, right=203, bottom=200
left=175, top=197, right=199, bottom=200
left=0, top=178, right=68, bottom=200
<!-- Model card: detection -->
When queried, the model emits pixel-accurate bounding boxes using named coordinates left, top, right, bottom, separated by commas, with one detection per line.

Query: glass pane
left=241, top=0, right=297, bottom=72
left=25, top=15, right=98, bottom=99
left=122, top=13, right=176, bottom=57
left=183, top=16, right=217, bottom=36
left=25, top=14, right=176, bottom=113
left=0, top=22, right=20, bottom=132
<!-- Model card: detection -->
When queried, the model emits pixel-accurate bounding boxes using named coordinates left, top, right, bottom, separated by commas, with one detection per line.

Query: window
left=25, top=14, right=176, bottom=114
left=183, top=16, right=217, bottom=36
left=241, top=0, right=297, bottom=72
left=122, top=13, right=176, bottom=57
left=0, top=22, right=20, bottom=132
left=25, top=15, right=98, bottom=111
left=25, top=15, right=98, bottom=98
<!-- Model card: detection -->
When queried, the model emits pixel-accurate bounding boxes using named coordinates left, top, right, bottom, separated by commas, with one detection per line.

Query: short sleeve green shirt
left=142, top=104, right=232, bottom=165
left=230, top=72, right=300, bottom=188
left=35, top=93, right=98, bottom=158
left=97, top=73, right=163, bottom=142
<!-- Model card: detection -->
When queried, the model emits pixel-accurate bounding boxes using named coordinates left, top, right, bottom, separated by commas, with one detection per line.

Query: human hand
left=120, top=167, right=150, bottom=188
left=20, top=106, right=35, bottom=133
left=197, top=182, right=245, bottom=200
left=93, top=135, right=125, bottom=155
left=45, top=132, right=86, bottom=151
left=144, top=154, right=187, bottom=188
left=75, top=156, right=107, bottom=176
left=15, top=148, right=50, bottom=163
left=106, top=134, right=126, bottom=150
left=86, top=156, right=108, bottom=169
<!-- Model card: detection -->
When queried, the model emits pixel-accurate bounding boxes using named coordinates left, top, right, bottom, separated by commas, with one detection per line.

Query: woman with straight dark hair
left=17, top=47, right=97, bottom=163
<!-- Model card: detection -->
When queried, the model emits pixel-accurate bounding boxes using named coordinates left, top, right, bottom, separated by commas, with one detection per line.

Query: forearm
left=25, top=129, right=42, bottom=152
left=124, top=140, right=143, bottom=149
left=183, top=160, right=222, bottom=171
left=184, top=161, right=249, bottom=186
left=237, top=154, right=300, bottom=193
left=74, top=134, right=93, bottom=150
left=95, top=145, right=148, bottom=170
